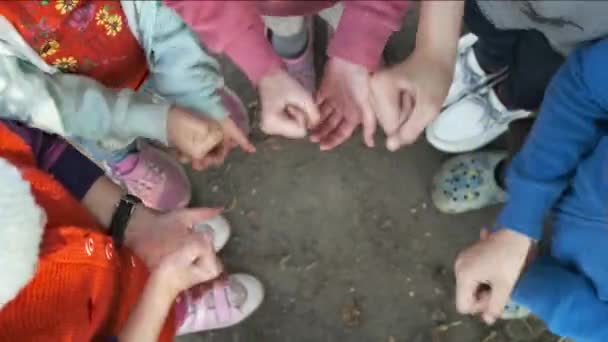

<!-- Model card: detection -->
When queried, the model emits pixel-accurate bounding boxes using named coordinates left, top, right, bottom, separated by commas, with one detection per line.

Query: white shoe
left=443, top=33, right=508, bottom=108
left=194, top=215, right=231, bottom=252
left=176, top=273, right=265, bottom=335
left=426, top=86, right=531, bottom=153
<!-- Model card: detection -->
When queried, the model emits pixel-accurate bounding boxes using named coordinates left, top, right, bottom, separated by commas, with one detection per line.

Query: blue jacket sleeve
left=146, top=4, right=227, bottom=120
left=512, top=256, right=608, bottom=342
left=497, top=39, right=608, bottom=240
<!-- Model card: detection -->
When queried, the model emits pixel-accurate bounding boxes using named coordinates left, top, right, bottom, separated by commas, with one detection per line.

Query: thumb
left=361, top=100, right=377, bottom=148
left=222, top=118, right=256, bottom=153
left=293, top=92, right=321, bottom=128
left=483, top=282, right=511, bottom=325
left=386, top=101, right=432, bottom=151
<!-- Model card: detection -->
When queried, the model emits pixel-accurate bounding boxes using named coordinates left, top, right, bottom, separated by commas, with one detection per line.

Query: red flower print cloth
left=1, top=0, right=148, bottom=90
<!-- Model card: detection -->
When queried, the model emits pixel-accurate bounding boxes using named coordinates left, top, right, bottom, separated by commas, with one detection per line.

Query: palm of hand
left=312, top=58, right=375, bottom=150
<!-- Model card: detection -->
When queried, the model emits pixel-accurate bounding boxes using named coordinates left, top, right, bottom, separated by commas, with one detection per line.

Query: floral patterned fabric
left=1, top=0, right=148, bottom=90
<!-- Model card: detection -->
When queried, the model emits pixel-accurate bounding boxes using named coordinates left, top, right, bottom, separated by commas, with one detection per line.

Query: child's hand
left=258, top=67, right=321, bottom=138
left=454, top=229, right=532, bottom=325
left=370, top=50, right=452, bottom=151
left=311, top=57, right=376, bottom=151
left=154, top=234, right=223, bottom=298
left=125, top=207, right=223, bottom=269
left=189, top=117, right=256, bottom=171
left=167, top=106, right=224, bottom=161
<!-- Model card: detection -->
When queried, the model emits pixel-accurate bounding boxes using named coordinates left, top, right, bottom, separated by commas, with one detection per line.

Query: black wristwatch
left=109, top=194, right=141, bottom=248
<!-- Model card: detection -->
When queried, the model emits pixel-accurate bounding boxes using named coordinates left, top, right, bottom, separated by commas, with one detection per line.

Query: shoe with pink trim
left=279, top=17, right=316, bottom=93
left=111, top=144, right=191, bottom=211
left=175, top=274, right=264, bottom=335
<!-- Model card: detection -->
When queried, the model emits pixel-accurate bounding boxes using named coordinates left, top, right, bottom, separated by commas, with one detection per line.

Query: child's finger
left=261, top=110, right=307, bottom=138
left=294, top=96, right=321, bottom=128
left=222, top=119, right=256, bottom=153
left=360, top=100, right=377, bottom=148
left=286, top=105, right=307, bottom=129
left=310, top=113, right=342, bottom=143
left=483, top=282, right=511, bottom=325
left=455, top=277, right=480, bottom=314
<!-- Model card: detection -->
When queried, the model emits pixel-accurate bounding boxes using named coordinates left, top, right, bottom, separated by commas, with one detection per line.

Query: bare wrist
left=148, top=267, right=180, bottom=303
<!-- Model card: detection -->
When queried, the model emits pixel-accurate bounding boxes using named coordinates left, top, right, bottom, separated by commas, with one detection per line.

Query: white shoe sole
left=426, top=109, right=530, bottom=153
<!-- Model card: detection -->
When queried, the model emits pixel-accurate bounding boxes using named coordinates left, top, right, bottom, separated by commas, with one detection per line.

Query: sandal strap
left=212, top=279, right=233, bottom=323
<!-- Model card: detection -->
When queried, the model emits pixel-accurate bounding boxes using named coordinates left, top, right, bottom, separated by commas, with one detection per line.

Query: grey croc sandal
left=431, top=151, right=508, bottom=214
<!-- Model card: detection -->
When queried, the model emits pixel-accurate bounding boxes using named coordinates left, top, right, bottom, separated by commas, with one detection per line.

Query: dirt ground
left=177, top=7, right=561, bottom=342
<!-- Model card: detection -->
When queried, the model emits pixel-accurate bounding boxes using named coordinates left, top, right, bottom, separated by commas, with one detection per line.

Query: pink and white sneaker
left=280, top=17, right=316, bottom=93
left=111, top=143, right=191, bottom=211
left=175, top=274, right=264, bottom=335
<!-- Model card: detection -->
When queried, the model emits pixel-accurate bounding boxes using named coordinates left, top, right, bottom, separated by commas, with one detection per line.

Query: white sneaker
left=194, top=215, right=231, bottom=252
left=176, top=273, right=265, bottom=335
left=443, top=33, right=508, bottom=107
left=426, top=86, right=531, bottom=153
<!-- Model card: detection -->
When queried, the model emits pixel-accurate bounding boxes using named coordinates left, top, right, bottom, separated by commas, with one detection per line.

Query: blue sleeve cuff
left=496, top=157, right=565, bottom=240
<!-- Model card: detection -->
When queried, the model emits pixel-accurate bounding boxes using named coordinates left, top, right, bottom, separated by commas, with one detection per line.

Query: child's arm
left=0, top=53, right=225, bottom=162
left=512, top=256, right=608, bottom=341
left=81, top=175, right=224, bottom=268
left=0, top=56, right=170, bottom=150
left=162, top=0, right=281, bottom=85
left=496, top=39, right=608, bottom=240
left=147, top=5, right=226, bottom=121
left=117, top=272, right=175, bottom=342
left=328, top=1, right=409, bottom=72
left=118, top=238, right=222, bottom=342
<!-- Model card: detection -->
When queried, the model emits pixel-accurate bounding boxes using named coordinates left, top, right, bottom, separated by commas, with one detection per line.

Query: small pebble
left=424, top=232, right=432, bottom=238
left=410, top=208, right=418, bottom=214
left=211, top=185, right=219, bottom=193
left=279, top=254, right=292, bottom=270
left=421, top=202, right=428, bottom=210
left=251, top=188, right=257, bottom=196
left=409, top=291, right=415, bottom=298
left=431, top=309, right=447, bottom=322
left=349, top=287, right=356, bottom=293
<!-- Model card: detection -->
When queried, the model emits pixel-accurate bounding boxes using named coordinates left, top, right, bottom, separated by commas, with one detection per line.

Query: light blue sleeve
left=146, top=4, right=228, bottom=120
left=0, top=56, right=170, bottom=150
left=497, top=39, right=608, bottom=240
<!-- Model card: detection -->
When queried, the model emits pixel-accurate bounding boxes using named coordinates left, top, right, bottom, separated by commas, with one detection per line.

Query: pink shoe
left=219, top=86, right=250, bottom=134
left=111, top=144, right=191, bottom=211
left=279, top=17, right=316, bottom=93
left=175, top=274, right=264, bottom=335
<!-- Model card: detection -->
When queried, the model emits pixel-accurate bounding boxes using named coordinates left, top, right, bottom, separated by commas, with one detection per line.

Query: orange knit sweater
left=0, top=123, right=176, bottom=341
